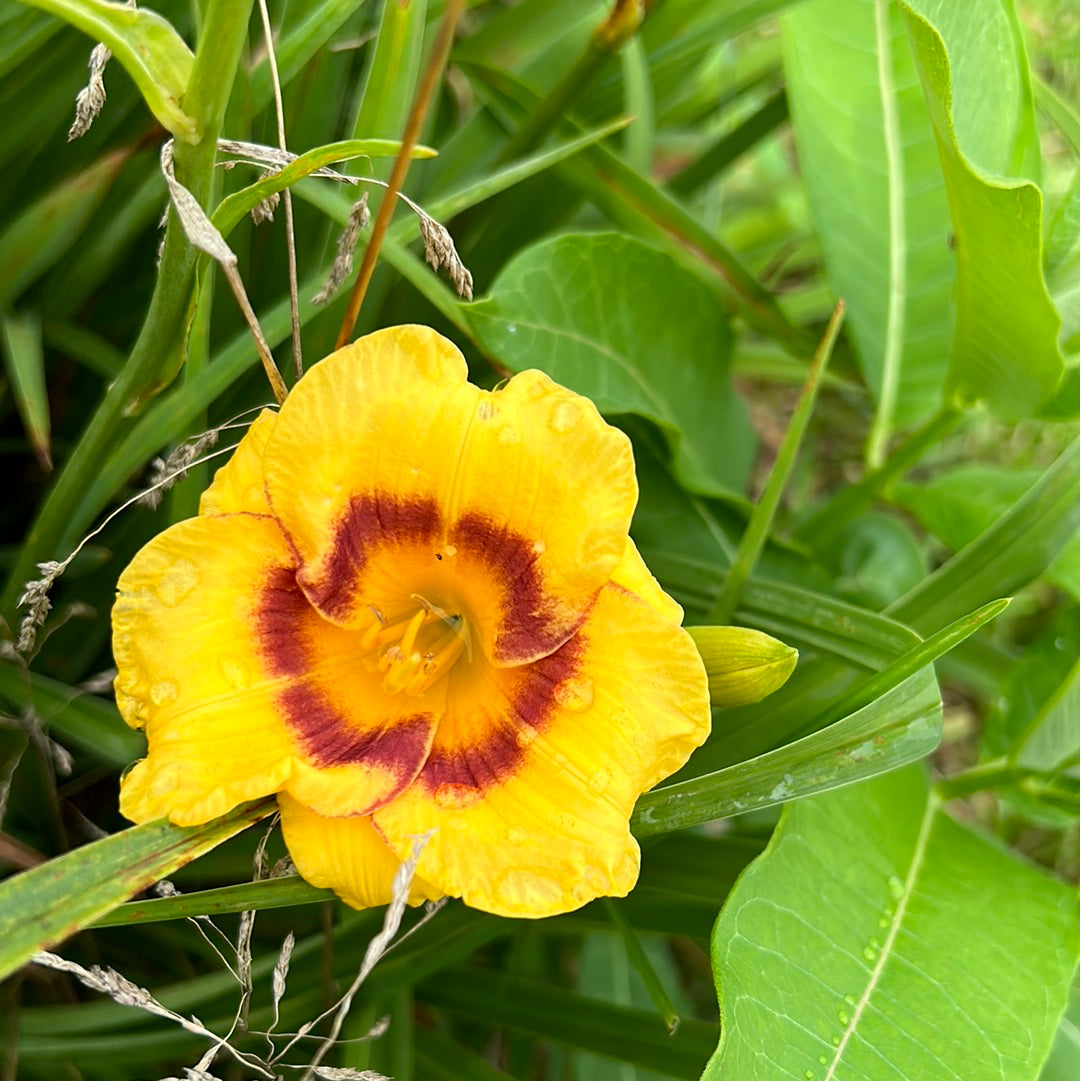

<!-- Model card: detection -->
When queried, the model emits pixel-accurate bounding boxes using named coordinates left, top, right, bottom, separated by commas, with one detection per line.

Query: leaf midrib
left=822, top=795, right=936, bottom=1080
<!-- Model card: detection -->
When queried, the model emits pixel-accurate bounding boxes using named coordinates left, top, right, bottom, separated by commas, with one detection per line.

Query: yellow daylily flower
left=113, top=325, right=713, bottom=918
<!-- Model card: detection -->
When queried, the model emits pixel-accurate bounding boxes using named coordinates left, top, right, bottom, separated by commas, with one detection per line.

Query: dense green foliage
left=1, top=0, right=1078, bottom=1078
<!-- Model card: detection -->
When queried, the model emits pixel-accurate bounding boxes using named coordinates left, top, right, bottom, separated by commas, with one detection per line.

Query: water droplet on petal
left=155, top=560, right=199, bottom=606
left=888, top=875, right=905, bottom=900
left=150, top=680, right=179, bottom=705
left=554, top=677, right=594, bottom=713
left=588, top=768, right=611, bottom=793
left=548, top=398, right=582, bottom=434
left=222, top=660, right=247, bottom=688
left=497, top=423, right=521, bottom=446
left=507, top=825, right=530, bottom=844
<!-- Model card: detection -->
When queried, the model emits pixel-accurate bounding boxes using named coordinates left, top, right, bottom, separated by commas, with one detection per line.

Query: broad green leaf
left=464, top=62, right=814, bottom=358
left=418, top=965, right=716, bottom=1080
left=467, top=231, right=756, bottom=498
left=0, top=309, right=50, bottom=469
left=894, top=464, right=1080, bottom=601
left=0, top=147, right=130, bottom=310
left=781, top=0, right=955, bottom=460
left=888, top=436, right=1080, bottom=634
left=901, top=0, right=1064, bottom=418
left=705, top=766, right=1080, bottom=1081
left=0, top=799, right=274, bottom=981
left=20, top=0, right=196, bottom=139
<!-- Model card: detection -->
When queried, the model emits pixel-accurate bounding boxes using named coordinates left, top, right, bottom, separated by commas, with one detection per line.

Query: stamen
left=366, top=596, right=470, bottom=697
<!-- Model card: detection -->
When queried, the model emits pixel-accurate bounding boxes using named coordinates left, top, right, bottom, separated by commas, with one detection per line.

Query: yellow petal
left=278, top=792, right=441, bottom=909
left=262, top=325, right=637, bottom=665
left=610, top=537, right=684, bottom=624
left=372, top=581, right=710, bottom=917
left=199, top=409, right=278, bottom=516
left=114, top=514, right=438, bottom=826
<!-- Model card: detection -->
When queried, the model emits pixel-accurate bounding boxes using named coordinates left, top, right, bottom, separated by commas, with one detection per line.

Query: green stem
left=935, top=757, right=1025, bottom=801
left=707, top=300, right=844, bottom=624
left=498, top=0, right=643, bottom=164
left=2, top=0, right=254, bottom=622
left=794, top=405, right=961, bottom=552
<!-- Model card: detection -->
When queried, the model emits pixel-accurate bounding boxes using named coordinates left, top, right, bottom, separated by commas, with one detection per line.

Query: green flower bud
left=687, top=626, right=798, bottom=708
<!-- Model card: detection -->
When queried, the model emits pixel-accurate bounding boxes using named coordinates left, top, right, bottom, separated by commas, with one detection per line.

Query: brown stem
left=335, top=0, right=467, bottom=348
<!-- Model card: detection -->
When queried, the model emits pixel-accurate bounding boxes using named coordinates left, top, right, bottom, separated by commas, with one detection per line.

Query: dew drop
left=887, top=875, right=904, bottom=900
left=805, top=1071, right=814, bottom=1080
left=497, top=423, right=522, bottom=446
left=506, top=323, right=517, bottom=334
left=863, top=945, right=877, bottom=963
left=831, top=1035, right=841, bottom=1047
left=222, top=660, right=247, bottom=689
left=818, top=1056, right=828, bottom=1066
left=548, top=398, right=583, bottom=434
left=150, top=680, right=179, bottom=705
left=554, top=677, right=594, bottom=713
left=507, top=825, right=530, bottom=844
left=588, top=767, right=611, bottom=793
left=878, top=916, right=889, bottom=929
left=837, top=1010, right=850, bottom=1026
left=155, top=560, right=199, bottom=607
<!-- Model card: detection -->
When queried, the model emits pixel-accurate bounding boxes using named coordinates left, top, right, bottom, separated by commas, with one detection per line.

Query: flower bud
left=687, top=626, right=798, bottom=708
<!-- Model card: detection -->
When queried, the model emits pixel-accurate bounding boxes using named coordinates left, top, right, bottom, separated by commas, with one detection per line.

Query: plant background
left=1, top=0, right=1079, bottom=1079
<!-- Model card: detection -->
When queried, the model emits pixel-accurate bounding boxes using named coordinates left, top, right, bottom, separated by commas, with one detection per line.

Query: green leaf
left=893, top=463, right=1080, bottom=603
left=901, top=0, right=1064, bottom=418
left=212, top=138, right=437, bottom=237
left=705, top=766, right=1080, bottom=1081
left=0, top=661, right=144, bottom=767
left=0, top=147, right=130, bottom=310
left=0, top=799, right=274, bottom=981
left=781, top=0, right=955, bottom=461
left=90, top=874, right=331, bottom=927
left=21, top=0, right=196, bottom=139
left=983, top=609, right=1080, bottom=773
left=888, top=436, right=1080, bottom=634
left=0, top=309, right=50, bottom=469
left=1040, top=988, right=1080, bottom=1081
left=350, top=0, right=427, bottom=144
left=1045, top=173, right=1080, bottom=358
left=633, top=665, right=940, bottom=836
left=466, top=231, right=756, bottom=498
left=417, top=965, right=716, bottom=1080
